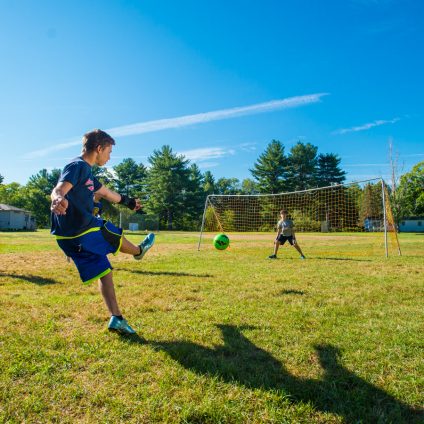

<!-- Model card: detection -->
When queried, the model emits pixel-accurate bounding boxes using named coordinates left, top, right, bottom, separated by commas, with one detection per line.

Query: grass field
left=0, top=230, right=423, bottom=423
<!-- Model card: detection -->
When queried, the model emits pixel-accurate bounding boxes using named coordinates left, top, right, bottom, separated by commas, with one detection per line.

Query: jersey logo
left=85, top=178, right=94, bottom=191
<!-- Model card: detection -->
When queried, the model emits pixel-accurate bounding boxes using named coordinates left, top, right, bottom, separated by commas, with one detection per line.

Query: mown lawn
left=0, top=230, right=423, bottom=423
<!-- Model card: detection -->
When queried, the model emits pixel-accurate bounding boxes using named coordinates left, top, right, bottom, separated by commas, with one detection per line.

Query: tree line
left=0, top=140, right=423, bottom=230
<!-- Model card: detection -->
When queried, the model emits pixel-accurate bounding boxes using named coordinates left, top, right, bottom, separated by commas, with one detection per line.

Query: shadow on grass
left=114, top=268, right=213, bottom=278
left=314, top=257, right=372, bottom=262
left=0, top=272, right=59, bottom=285
left=121, top=324, right=422, bottom=423
left=280, top=289, right=305, bottom=295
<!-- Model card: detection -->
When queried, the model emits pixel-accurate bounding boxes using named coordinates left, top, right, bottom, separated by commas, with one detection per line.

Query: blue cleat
left=300, top=255, right=306, bottom=259
left=134, top=233, right=155, bottom=260
left=108, top=316, right=136, bottom=335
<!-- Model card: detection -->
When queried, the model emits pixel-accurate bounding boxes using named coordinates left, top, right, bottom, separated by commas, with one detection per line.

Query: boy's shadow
left=126, top=325, right=421, bottom=423
left=0, top=272, right=59, bottom=285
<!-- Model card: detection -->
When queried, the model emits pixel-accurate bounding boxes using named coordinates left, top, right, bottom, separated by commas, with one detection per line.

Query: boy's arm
left=51, top=181, right=73, bottom=215
left=95, top=185, right=142, bottom=211
left=292, top=229, right=297, bottom=244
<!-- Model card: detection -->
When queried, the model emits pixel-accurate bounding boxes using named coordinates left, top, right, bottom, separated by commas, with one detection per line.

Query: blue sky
left=0, top=0, right=423, bottom=185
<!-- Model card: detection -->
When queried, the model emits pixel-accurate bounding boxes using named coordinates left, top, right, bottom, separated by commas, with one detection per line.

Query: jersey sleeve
left=93, top=175, right=102, bottom=192
left=59, top=162, right=82, bottom=186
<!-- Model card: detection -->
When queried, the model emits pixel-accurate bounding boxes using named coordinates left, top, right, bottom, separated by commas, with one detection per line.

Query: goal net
left=198, top=178, right=401, bottom=257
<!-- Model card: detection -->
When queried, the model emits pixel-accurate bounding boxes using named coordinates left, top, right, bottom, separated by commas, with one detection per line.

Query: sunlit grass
left=0, top=230, right=423, bottom=423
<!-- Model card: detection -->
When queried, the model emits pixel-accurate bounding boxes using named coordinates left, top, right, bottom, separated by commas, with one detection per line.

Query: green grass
left=0, top=230, right=423, bottom=423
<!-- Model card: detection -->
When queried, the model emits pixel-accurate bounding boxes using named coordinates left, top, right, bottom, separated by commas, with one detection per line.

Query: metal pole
left=381, top=179, right=389, bottom=258
left=197, top=196, right=209, bottom=251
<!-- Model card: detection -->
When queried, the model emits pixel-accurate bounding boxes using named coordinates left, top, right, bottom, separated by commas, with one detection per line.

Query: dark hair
left=280, top=209, right=288, bottom=215
left=82, top=129, right=115, bottom=153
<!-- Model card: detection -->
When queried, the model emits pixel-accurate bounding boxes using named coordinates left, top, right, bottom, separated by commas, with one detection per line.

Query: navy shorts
left=277, top=235, right=295, bottom=245
left=57, top=221, right=123, bottom=284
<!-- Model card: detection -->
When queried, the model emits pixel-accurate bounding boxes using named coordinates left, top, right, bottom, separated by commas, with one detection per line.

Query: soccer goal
left=198, top=178, right=401, bottom=257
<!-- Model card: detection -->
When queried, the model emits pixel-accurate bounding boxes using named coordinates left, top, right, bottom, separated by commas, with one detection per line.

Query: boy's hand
left=51, top=197, right=68, bottom=215
left=134, top=199, right=142, bottom=211
left=119, top=194, right=142, bottom=211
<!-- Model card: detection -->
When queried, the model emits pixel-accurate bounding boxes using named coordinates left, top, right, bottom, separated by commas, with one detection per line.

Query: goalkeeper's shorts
left=277, top=235, right=295, bottom=245
left=56, top=221, right=123, bottom=284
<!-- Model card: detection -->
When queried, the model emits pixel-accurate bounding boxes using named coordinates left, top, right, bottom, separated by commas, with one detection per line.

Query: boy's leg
left=273, top=240, right=280, bottom=255
left=293, top=242, right=305, bottom=257
left=120, top=234, right=155, bottom=260
left=98, top=271, right=121, bottom=316
left=269, top=240, right=280, bottom=258
left=99, top=272, right=136, bottom=335
left=120, top=235, right=140, bottom=255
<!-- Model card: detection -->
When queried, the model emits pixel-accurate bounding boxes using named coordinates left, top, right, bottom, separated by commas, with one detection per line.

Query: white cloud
left=178, top=147, right=235, bottom=161
left=333, top=117, right=401, bottom=134
left=25, top=93, right=329, bottom=159
left=197, top=162, right=220, bottom=169
left=238, top=142, right=257, bottom=152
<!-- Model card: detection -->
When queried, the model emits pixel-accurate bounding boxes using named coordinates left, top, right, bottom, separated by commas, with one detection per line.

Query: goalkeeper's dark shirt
left=51, top=157, right=103, bottom=237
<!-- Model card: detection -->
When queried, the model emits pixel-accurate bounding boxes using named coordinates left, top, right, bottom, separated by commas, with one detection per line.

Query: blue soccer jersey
left=51, top=157, right=103, bottom=237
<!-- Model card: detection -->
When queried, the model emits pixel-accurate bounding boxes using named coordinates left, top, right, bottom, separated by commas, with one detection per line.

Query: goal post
left=198, top=178, right=401, bottom=257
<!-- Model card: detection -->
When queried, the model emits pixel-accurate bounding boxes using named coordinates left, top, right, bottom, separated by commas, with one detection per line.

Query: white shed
left=0, top=204, right=36, bottom=230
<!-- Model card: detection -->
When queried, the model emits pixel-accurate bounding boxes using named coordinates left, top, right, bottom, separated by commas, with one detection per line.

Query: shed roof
left=0, top=203, right=30, bottom=213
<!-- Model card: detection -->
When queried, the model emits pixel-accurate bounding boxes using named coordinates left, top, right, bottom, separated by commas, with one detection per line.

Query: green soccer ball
left=213, top=233, right=230, bottom=250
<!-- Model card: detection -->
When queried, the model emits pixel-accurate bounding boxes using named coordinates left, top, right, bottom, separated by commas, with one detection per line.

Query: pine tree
left=250, top=140, right=286, bottom=193
left=113, top=158, right=147, bottom=197
left=285, top=142, right=318, bottom=191
left=203, top=171, right=216, bottom=195
left=182, top=164, right=206, bottom=229
left=146, top=145, right=191, bottom=230
left=317, top=153, right=346, bottom=187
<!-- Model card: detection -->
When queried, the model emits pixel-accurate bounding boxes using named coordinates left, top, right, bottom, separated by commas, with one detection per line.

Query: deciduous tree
left=396, top=161, right=424, bottom=217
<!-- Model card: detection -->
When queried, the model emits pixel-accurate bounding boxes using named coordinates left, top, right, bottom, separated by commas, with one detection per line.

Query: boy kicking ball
left=269, top=209, right=305, bottom=260
left=51, top=129, right=155, bottom=335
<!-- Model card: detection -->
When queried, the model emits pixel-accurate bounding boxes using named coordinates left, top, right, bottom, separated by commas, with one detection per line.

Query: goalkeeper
left=269, top=209, right=305, bottom=260
left=50, top=129, right=155, bottom=335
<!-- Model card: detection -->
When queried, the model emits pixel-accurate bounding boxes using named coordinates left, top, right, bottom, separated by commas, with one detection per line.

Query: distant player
left=51, top=129, right=155, bottom=335
left=268, top=209, right=305, bottom=259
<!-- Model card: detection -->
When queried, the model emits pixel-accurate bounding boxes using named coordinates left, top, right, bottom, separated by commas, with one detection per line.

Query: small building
left=399, top=217, right=424, bottom=233
left=364, top=217, right=384, bottom=232
left=0, top=204, right=36, bottom=230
